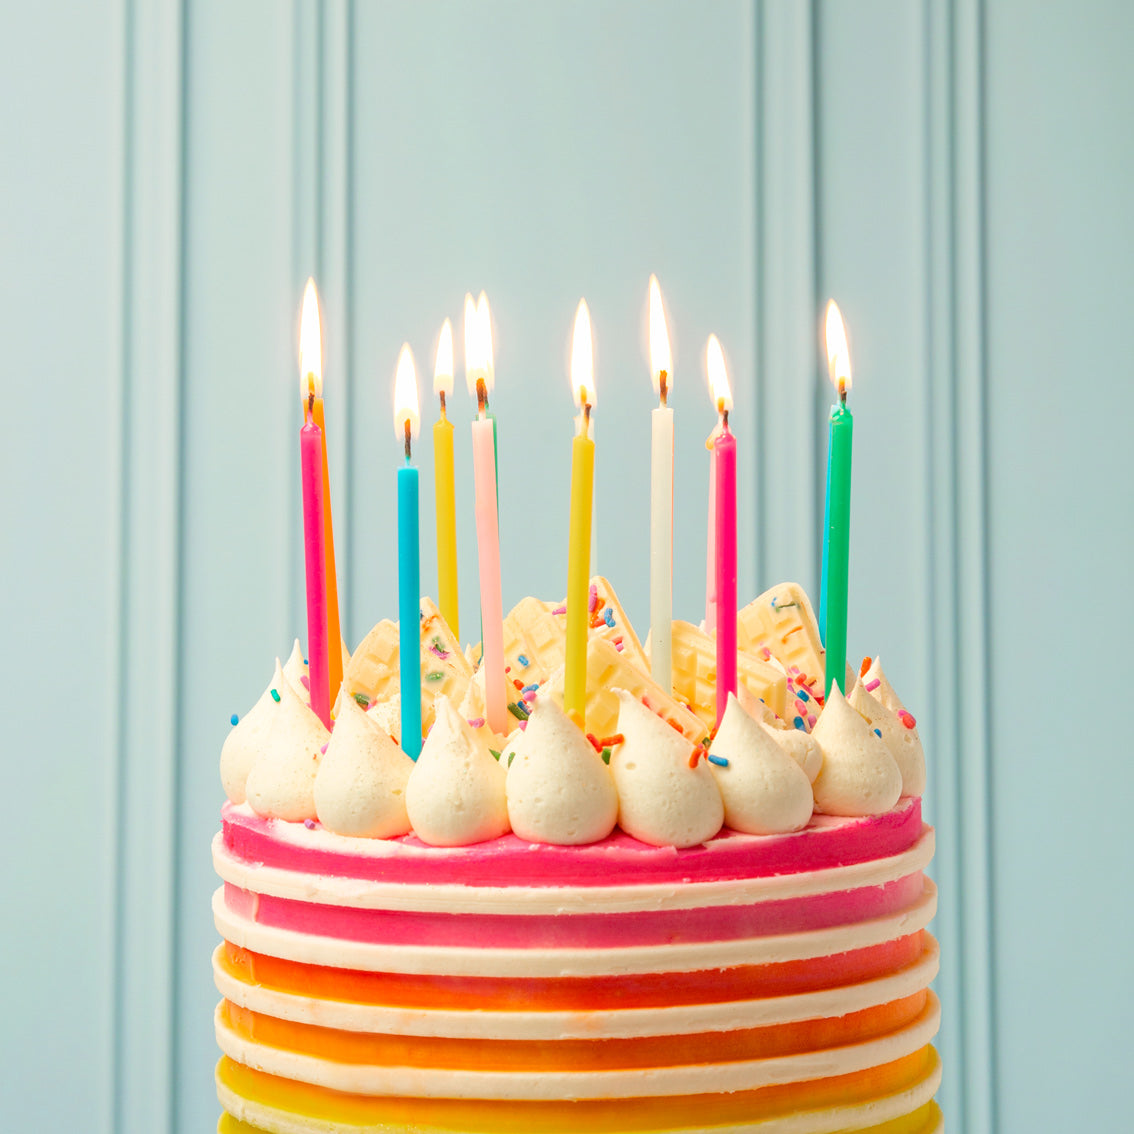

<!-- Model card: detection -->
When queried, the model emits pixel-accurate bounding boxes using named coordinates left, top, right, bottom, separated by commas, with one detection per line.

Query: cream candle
left=647, top=275, right=674, bottom=692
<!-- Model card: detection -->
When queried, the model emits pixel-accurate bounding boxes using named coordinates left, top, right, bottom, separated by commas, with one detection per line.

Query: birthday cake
left=213, top=580, right=941, bottom=1133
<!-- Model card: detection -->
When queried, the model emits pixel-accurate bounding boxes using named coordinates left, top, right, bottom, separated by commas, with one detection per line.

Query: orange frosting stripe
left=217, top=1047, right=939, bottom=1132
left=221, top=932, right=925, bottom=1012
left=221, top=991, right=927, bottom=1071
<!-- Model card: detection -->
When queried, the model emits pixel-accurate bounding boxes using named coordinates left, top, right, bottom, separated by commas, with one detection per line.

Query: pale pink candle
left=714, top=423, right=737, bottom=727
left=301, top=404, right=331, bottom=728
left=472, top=414, right=507, bottom=734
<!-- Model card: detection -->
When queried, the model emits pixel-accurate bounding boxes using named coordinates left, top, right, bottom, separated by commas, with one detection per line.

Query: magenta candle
left=300, top=405, right=331, bottom=728
left=704, top=429, right=718, bottom=633
left=714, top=423, right=738, bottom=726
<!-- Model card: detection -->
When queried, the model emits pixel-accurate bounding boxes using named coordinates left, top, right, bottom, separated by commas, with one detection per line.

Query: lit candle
left=565, top=299, right=596, bottom=724
left=477, top=291, right=499, bottom=497
left=466, top=304, right=507, bottom=735
left=394, top=345, right=423, bottom=759
left=704, top=425, right=720, bottom=633
left=820, top=300, right=854, bottom=698
left=299, top=280, right=343, bottom=710
left=299, top=381, right=330, bottom=730
left=706, top=335, right=737, bottom=727
left=647, top=275, right=674, bottom=692
left=433, top=318, right=459, bottom=637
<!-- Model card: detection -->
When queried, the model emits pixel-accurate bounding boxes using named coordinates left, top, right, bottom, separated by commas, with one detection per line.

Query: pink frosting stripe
left=223, top=872, right=925, bottom=950
left=222, top=798, right=922, bottom=889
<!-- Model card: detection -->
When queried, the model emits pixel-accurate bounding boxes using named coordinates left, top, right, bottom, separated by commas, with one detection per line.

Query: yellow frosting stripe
left=216, top=1046, right=938, bottom=1133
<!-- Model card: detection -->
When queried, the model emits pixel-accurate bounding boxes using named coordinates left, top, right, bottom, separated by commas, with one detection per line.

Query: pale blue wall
left=3, top=2, right=1131, bottom=1131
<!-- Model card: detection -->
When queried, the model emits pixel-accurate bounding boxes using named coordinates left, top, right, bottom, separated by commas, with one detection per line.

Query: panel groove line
left=112, top=0, right=186, bottom=1131
left=756, top=0, right=819, bottom=590
left=953, top=0, right=997, bottom=1130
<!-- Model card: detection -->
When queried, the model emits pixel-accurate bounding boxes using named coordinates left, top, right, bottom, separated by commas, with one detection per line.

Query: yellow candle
left=433, top=319, right=459, bottom=637
left=300, top=279, right=342, bottom=708
left=564, top=300, right=596, bottom=724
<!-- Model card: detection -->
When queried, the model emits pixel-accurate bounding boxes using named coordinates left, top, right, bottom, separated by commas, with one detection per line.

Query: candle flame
left=463, top=293, right=478, bottom=396
left=477, top=292, right=495, bottom=395
left=570, top=298, right=596, bottom=410
left=394, top=343, right=421, bottom=442
left=434, top=318, right=454, bottom=398
left=824, top=300, right=852, bottom=395
left=648, top=274, right=672, bottom=399
left=298, top=277, right=323, bottom=400
left=706, top=334, right=732, bottom=414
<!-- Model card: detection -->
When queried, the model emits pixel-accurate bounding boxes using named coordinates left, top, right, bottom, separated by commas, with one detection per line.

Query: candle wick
left=439, top=390, right=447, bottom=421
left=404, top=418, right=412, bottom=462
left=307, top=391, right=315, bottom=422
left=839, top=382, right=847, bottom=406
left=659, top=372, right=668, bottom=407
left=476, top=378, right=487, bottom=419
left=721, top=407, right=730, bottom=431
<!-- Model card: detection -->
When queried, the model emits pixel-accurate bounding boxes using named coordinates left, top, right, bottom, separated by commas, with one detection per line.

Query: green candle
left=821, top=301, right=854, bottom=699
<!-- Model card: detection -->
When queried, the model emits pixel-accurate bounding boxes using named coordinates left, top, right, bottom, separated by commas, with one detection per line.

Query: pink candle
left=714, top=423, right=737, bottom=726
left=301, top=405, right=331, bottom=728
left=472, top=414, right=507, bottom=734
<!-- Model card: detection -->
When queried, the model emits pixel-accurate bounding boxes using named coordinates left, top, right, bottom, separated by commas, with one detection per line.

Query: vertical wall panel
left=983, top=2, right=1133, bottom=1129
left=115, top=1, right=184, bottom=1130
left=175, top=4, right=298, bottom=1131
left=0, top=5, right=125, bottom=1130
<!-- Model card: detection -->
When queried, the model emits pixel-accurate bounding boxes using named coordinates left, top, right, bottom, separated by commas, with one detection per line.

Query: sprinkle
left=506, top=750, right=515, bottom=765
left=522, top=683, right=538, bottom=694
left=898, top=710, right=917, bottom=730
left=320, top=743, right=328, bottom=754
left=303, top=819, right=316, bottom=830
left=300, top=674, right=310, bottom=690
left=426, top=670, right=445, bottom=683
left=518, top=719, right=528, bottom=730
left=270, top=688, right=281, bottom=703
left=429, top=643, right=449, bottom=659
left=508, top=701, right=530, bottom=721
left=612, top=635, right=623, bottom=646
left=551, top=605, right=566, bottom=616
left=795, top=699, right=807, bottom=715
left=230, top=713, right=239, bottom=726
left=760, top=647, right=772, bottom=660
left=352, top=692, right=370, bottom=709
left=303, top=658, right=308, bottom=665
left=793, top=716, right=805, bottom=730
left=860, top=657, right=872, bottom=678
left=665, top=716, right=685, bottom=734
left=588, top=584, right=599, bottom=612
left=782, top=626, right=802, bottom=641
left=874, top=728, right=882, bottom=738
left=603, top=607, right=615, bottom=628
left=489, top=748, right=502, bottom=761
left=517, top=654, right=530, bottom=667
left=796, top=688, right=810, bottom=703
left=505, top=665, right=511, bottom=673
left=601, top=747, right=612, bottom=764
left=513, top=678, right=525, bottom=691
left=467, top=717, right=486, bottom=729
left=865, top=678, right=881, bottom=692
left=707, top=753, right=730, bottom=768
left=790, top=665, right=800, bottom=675
left=807, top=713, right=816, bottom=728
left=615, top=641, right=624, bottom=651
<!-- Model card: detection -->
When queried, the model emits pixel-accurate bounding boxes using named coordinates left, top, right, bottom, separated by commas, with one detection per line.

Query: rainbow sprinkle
left=508, top=702, right=530, bottom=721
left=303, top=819, right=316, bottom=830
left=603, top=607, right=615, bottom=628
left=230, top=713, right=239, bottom=726
left=898, top=710, right=917, bottom=730
left=865, top=678, right=881, bottom=692
left=517, top=654, right=530, bottom=667
left=270, top=688, right=281, bottom=703
left=467, top=717, right=486, bottom=729
left=588, top=584, right=599, bottom=613
left=793, top=716, right=805, bottom=730
left=707, top=753, right=729, bottom=768
left=551, top=605, right=566, bottom=616
left=873, top=728, right=882, bottom=738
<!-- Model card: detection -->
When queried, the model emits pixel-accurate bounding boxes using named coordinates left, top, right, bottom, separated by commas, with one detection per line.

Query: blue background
left=3, top=1, right=1131, bottom=1130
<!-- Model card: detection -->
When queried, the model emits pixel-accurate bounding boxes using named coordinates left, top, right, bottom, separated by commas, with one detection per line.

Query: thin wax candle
left=433, top=319, right=459, bottom=637
left=821, top=301, right=854, bottom=698
left=467, top=300, right=507, bottom=734
left=300, top=389, right=331, bottom=729
left=565, top=300, right=596, bottom=724
left=394, top=345, right=422, bottom=759
left=648, top=275, right=674, bottom=692
left=706, top=335, right=737, bottom=727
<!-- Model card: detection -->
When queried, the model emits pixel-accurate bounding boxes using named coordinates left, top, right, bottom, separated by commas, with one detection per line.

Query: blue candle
left=394, top=344, right=422, bottom=759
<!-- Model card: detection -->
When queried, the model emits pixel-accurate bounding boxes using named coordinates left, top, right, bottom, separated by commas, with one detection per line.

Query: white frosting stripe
left=218, top=1055, right=943, bottom=1134
left=214, top=994, right=940, bottom=1099
left=213, top=881, right=937, bottom=977
left=212, top=937, right=939, bottom=1040
left=212, top=828, right=935, bottom=915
